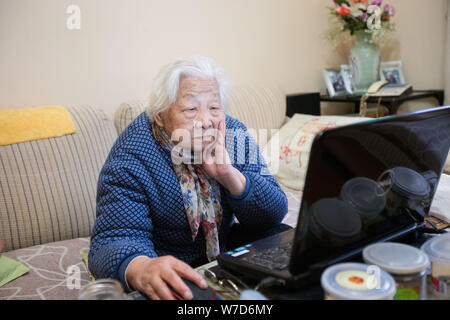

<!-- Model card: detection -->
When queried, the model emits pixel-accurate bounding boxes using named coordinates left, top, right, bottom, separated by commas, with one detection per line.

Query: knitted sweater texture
left=88, top=113, right=288, bottom=290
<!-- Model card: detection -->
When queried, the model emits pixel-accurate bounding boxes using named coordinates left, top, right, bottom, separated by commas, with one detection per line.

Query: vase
left=349, top=30, right=380, bottom=94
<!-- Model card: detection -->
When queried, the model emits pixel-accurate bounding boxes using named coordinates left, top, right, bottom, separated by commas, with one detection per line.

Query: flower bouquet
left=329, top=0, right=396, bottom=36
left=326, top=0, right=397, bottom=94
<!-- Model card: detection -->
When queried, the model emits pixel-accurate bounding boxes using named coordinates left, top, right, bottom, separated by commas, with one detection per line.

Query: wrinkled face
left=154, top=76, right=225, bottom=152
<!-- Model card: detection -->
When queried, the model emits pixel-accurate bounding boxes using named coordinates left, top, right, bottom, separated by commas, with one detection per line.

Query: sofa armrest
left=0, top=105, right=118, bottom=252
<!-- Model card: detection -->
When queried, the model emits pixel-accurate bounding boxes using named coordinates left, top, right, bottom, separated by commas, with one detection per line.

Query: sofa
left=1, top=85, right=448, bottom=300
left=0, top=85, right=303, bottom=299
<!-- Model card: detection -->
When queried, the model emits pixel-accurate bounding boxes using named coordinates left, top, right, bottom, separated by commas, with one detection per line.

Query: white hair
left=146, top=55, right=228, bottom=119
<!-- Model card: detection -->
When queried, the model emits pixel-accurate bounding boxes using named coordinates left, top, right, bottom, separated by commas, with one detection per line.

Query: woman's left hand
left=202, top=120, right=246, bottom=196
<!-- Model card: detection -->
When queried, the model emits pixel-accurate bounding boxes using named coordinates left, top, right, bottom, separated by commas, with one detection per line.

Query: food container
left=320, top=262, right=396, bottom=300
left=341, top=177, right=386, bottom=222
left=381, top=167, right=432, bottom=217
left=363, top=242, right=429, bottom=300
left=309, top=198, right=362, bottom=248
left=421, top=233, right=450, bottom=299
left=78, top=279, right=131, bottom=300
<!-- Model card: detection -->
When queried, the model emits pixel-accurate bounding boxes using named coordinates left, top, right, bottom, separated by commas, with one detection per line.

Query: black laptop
left=217, top=106, right=450, bottom=287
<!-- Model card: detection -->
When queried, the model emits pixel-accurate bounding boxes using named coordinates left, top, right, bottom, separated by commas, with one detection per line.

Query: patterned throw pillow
left=262, top=114, right=371, bottom=191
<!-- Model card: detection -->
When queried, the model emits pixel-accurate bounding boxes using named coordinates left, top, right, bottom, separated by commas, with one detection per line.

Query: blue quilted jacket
left=88, top=112, right=288, bottom=291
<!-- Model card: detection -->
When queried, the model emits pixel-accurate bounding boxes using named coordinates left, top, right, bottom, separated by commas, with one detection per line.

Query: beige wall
left=0, top=0, right=447, bottom=119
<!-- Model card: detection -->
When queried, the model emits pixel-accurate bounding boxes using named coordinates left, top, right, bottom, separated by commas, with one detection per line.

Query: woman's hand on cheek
left=202, top=120, right=231, bottom=179
left=202, top=121, right=246, bottom=196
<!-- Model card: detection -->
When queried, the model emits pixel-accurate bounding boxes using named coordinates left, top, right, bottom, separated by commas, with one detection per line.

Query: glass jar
left=390, top=269, right=427, bottom=300
left=78, top=279, right=131, bottom=300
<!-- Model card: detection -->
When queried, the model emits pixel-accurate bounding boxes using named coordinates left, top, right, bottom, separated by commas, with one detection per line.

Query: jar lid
left=421, top=233, right=450, bottom=264
left=341, top=177, right=386, bottom=217
left=311, top=198, right=362, bottom=238
left=363, top=242, right=429, bottom=274
left=391, top=167, right=430, bottom=198
left=320, top=262, right=396, bottom=300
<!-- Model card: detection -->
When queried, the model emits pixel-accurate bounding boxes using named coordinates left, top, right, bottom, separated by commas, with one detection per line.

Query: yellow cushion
left=0, top=106, right=76, bottom=146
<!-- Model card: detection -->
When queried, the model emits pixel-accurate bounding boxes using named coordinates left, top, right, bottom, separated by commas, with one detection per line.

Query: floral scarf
left=152, top=123, right=223, bottom=261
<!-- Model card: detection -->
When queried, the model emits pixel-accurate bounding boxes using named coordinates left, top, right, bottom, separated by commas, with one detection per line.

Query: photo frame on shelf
left=323, top=69, right=347, bottom=97
left=340, top=64, right=353, bottom=94
left=380, top=60, right=405, bottom=84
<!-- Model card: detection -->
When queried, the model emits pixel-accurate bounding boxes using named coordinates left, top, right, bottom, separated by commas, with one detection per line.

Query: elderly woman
left=88, top=56, right=288, bottom=300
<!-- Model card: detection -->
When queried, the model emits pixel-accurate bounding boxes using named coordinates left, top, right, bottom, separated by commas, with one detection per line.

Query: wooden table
left=320, top=90, right=445, bottom=115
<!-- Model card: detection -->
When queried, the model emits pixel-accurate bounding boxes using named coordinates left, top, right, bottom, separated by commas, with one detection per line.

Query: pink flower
left=383, top=4, right=395, bottom=16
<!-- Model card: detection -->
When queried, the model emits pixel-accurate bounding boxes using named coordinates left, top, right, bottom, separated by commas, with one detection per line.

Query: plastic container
left=309, top=198, right=362, bottom=248
left=341, top=177, right=386, bottom=221
left=363, top=242, right=429, bottom=300
left=421, top=233, right=450, bottom=299
left=320, top=262, right=396, bottom=300
left=78, top=279, right=131, bottom=300
left=382, top=167, right=431, bottom=217
left=239, top=290, right=268, bottom=300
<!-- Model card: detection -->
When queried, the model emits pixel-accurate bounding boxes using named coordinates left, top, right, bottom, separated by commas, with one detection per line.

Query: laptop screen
left=290, top=106, right=450, bottom=275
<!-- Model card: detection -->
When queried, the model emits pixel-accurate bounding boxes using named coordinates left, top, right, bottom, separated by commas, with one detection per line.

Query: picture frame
left=380, top=60, right=405, bottom=84
left=340, top=64, right=353, bottom=94
left=323, top=68, right=347, bottom=97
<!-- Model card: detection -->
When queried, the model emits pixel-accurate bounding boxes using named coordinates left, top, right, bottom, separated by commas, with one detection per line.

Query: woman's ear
left=153, top=113, right=164, bottom=127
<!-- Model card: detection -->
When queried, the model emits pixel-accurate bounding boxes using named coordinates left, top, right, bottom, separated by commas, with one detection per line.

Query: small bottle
left=78, top=279, right=131, bottom=300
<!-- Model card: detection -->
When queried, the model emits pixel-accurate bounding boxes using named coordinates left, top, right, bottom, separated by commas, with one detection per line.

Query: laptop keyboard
left=240, top=243, right=292, bottom=271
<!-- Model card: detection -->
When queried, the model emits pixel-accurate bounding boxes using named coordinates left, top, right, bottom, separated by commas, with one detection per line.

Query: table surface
left=320, top=89, right=443, bottom=102
left=196, top=232, right=448, bottom=300
left=195, top=261, right=329, bottom=300
left=320, top=89, right=444, bottom=115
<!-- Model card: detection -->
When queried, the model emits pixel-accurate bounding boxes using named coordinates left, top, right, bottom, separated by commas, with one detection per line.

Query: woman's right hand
left=125, top=255, right=207, bottom=300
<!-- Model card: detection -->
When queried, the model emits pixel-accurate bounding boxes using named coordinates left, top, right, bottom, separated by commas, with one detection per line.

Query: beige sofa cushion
left=0, top=105, right=118, bottom=252
left=114, top=100, right=147, bottom=135
left=226, top=85, right=286, bottom=141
